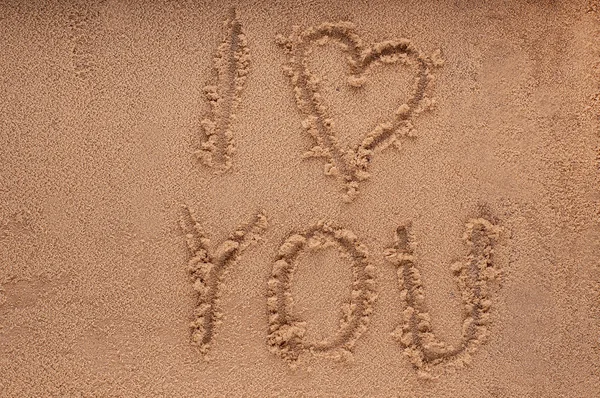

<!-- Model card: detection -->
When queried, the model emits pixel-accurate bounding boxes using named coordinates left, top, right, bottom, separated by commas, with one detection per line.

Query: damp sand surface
left=1, top=0, right=600, bottom=397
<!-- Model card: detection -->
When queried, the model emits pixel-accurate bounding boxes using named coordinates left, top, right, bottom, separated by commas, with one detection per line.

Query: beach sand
left=1, top=0, right=600, bottom=396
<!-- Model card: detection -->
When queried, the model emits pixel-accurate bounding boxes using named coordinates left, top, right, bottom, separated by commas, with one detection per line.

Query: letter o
left=266, top=221, right=377, bottom=362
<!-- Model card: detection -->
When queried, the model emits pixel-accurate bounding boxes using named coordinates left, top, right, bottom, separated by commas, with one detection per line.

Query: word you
left=180, top=206, right=502, bottom=376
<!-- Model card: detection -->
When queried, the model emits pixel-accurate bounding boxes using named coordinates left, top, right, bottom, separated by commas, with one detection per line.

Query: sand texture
left=1, top=0, right=600, bottom=396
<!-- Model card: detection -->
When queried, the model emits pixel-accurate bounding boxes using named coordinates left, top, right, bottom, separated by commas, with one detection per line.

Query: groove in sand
left=180, top=204, right=267, bottom=358
left=277, top=22, right=443, bottom=201
left=196, top=8, right=251, bottom=171
left=267, top=221, right=377, bottom=362
left=385, top=218, right=502, bottom=377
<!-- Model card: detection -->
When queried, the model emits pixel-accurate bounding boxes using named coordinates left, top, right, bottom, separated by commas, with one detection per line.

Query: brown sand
left=1, top=0, right=600, bottom=396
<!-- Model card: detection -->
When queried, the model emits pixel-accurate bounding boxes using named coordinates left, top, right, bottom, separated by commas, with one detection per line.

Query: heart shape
left=277, top=22, right=442, bottom=202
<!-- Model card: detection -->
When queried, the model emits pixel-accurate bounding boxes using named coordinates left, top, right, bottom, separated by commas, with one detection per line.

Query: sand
left=1, top=0, right=600, bottom=396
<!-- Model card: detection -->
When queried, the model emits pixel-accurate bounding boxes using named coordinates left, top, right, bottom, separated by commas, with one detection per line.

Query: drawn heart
left=277, top=22, right=442, bottom=202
